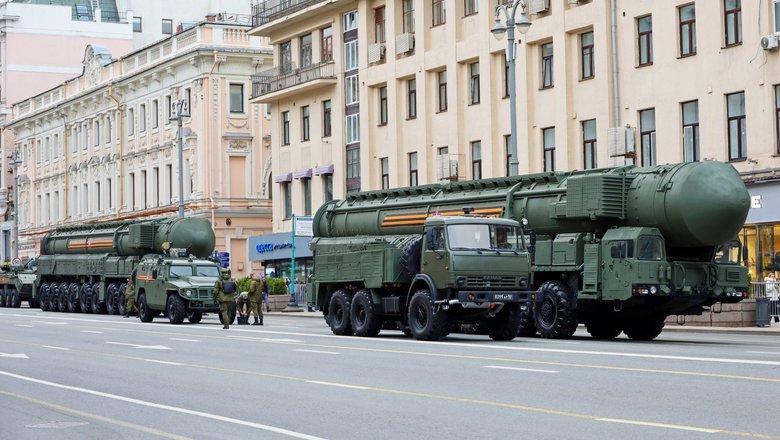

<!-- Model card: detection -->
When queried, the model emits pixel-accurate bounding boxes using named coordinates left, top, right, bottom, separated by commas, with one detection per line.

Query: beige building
left=7, top=17, right=273, bottom=278
left=249, top=0, right=780, bottom=279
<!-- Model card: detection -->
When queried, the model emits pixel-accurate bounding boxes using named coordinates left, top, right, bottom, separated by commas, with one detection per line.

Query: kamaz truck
left=0, top=260, right=37, bottom=309
left=36, top=217, right=224, bottom=324
left=311, top=161, right=750, bottom=341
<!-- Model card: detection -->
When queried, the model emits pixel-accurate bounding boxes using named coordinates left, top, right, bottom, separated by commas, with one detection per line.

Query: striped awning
left=293, top=168, right=312, bottom=179
left=274, top=172, right=293, bottom=183
left=313, top=164, right=334, bottom=175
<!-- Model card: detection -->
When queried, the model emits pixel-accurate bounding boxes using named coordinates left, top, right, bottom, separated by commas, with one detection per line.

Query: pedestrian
left=213, top=268, right=237, bottom=329
left=123, top=276, right=136, bottom=318
left=261, top=274, right=270, bottom=313
left=248, top=273, right=264, bottom=325
left=765, top=272, right=778, bottom=301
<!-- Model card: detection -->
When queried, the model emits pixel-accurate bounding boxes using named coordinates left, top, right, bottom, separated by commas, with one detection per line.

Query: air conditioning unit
left=395, top=33, right=415, bottom=55
left=437, top=155, right=459, bottom=181
left=608, top=127, right=636, bottom=158
left=760, top=35, right=779, bottom=51
left=529, top=0, right=550, bottom=14
left=568, top=0, right=580, bottom=4
left=368, top=43, right=386, bottom=64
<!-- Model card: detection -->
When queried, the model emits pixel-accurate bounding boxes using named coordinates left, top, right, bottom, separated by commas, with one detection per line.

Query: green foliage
left=267, top=277, right=288, bottom=295
left=237, top=276, right=251, bottom=293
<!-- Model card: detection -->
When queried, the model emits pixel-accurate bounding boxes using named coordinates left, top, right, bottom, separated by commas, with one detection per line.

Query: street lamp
left=169, top=99, right=190, bottom=218
left=492, top=0, right=532, bottom=177
left=10, top=150, right=21, bottom=260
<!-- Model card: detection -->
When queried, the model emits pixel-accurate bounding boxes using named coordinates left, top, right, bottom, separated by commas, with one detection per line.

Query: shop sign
left=256, top=242, right=293, bottom=253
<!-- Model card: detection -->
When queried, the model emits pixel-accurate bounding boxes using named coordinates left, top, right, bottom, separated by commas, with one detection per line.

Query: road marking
left=294, top=349, right=339, bottom=355
left=0, top=390, right=190, bottom=440
left=597, top=418, right=720, bottom=433
left=0, top=371, right=328, bottom=440
left=144, top=359, right=183, bottom=366
left=484, top=365, right=558, bottom=374
left=169, top=338, right=200, bottom=342
left=106, top=342, right=171, bottom=350
left=745, top=351, right=780, bottom=355
left=0, top=352, right=29, bottom=359
left=81, top=330, right=104, bottom=334
left=15, top=324, right=33, bottom=328
left=306, top=380, right=369, bottom=390
left=42, top=322, right=67, bottom=325
left=42, top=345, right=70, bottom=351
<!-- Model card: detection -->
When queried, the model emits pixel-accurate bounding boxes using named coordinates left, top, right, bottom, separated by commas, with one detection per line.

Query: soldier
left=123, top=276, right=136, bottom=318
left=213, top=268, right=236, bottom=329
left=236, top=291, right=250, bottom=324
left=248, top=273, right=264, bottom=325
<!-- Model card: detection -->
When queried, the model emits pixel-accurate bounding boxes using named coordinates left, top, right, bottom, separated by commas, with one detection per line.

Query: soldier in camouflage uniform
left=248, top=273, right=264, bottom=325
left=123, top=277, right=136, bottom=318
left=213, top=268, right=236, bottom=329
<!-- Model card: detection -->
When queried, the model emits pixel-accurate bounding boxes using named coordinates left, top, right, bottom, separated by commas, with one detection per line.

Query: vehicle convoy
left=36, top=217, right=224, bottom=324
left=311, top=161, right=750, bottom=341
left=0, top=260, right=37, bottom=309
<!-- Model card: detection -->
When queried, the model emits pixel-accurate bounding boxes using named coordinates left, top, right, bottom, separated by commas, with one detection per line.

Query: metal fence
left=750, top=282, right=780, bottom=321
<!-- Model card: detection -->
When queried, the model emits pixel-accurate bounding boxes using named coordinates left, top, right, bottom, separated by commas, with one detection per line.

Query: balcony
left=250, top=61, right=336, bottom=103
left=250, top=0, right=343, bottom=34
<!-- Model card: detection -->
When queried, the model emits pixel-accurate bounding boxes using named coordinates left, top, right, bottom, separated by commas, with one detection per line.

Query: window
left=582, top=119, right=597, bottom=169
left=727, top=91, right=747, bottom=161
left=106, top=116, right=112, bottom=142
left=323, top=100, right=332, bottom=137
left=93, top=121, right=100, bottom=147
left=324, top=174, right=333, bottom=202
left=541, top=42, right=554, bottom=88
left=639, top=108, right=656, bottom=166
left=679, top=4, right=696, bottom=56
left=775, top=0, right=780, bottom=33
left=346, top=114, right=360, bottom=144
left=35, top=139, right=40, bottom=164
left=133, top=17, right=142, bottom=32
left=283, top=182, right=292, bottom=219
left=403, top=0, right=415, bottom=33
left=321, top=27, right=333, bottom=62
left=165, top=96, right=172, bottom=123
left=407, top=78, right=417, bottom=119
left=162, top=19, right=173, bottom=35
left=776, top=85, right=780, bottom=154
left=381, top=157, right=390, bottom=189
left=139, top=104, right=146, bottom=132
left=543, top=127, right=555, bottom=172
left=581, top=32, right=594, bottom=79
left=53, top=134, right=59, bottom=158
left=504, top=134, right=511, bottom=176
left=469, top=62, right=480, bottom=104
left=344, top=41, right=358, bottom=71
left=107, top=178, right=113, bottom=209
left=141, top=170, right=147, bottom=208
left=230, top=84, right=244, bottom=113
left=303, top=178, right=311, bottom=216
left=682, top=100, right=700, bottom=162
left=301, top=106, right=310, bottom=141
left=280, top=41, right=292, bottom=73
left=503, top=58, right=509, bottom=97
left=282, top=111, right=290, bottom=145
left=96, top=181, right=101, bottom=212
left=409, top=152, right=418, bottom=186
left=345, top=75, right=359, bottom=104
left=638, top=236, right=663, bottom=260
left=152, top=99, right=159, bottom=129
left=344, top=10, right=358, bottom=31
left=438, top=70, right=448, bottom=112
left=300, top=34, right=312, bottom=68
left=375, top=6, right=385, bottom=43
left=432, top=0, right=446, bottom=26
left=638, top=15, right=653, bottom=66
left=465, top=0, right=478, bottom=16
left=83, top=124, right=88, bottom=149
left=165, top=164, right=172, bottom=204
left=724, top=0, right=742, bottom=47
left=82, top=183, right=88, bottom=215
left=379, top=87, right=388, bottom=125
left=346, top=148, right=361, bottom=191
left=471, top=141, right=482, bottom=179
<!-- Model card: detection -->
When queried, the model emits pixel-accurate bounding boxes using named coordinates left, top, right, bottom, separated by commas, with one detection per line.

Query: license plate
left=493, top=294, right=513, bottom=301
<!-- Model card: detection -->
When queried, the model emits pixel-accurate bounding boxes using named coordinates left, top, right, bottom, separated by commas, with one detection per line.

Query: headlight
left=181, top=289, right=193, bottom=297
left=456, top=277, right=466, bottom=286
left=649, top=285, right=657, bottom=294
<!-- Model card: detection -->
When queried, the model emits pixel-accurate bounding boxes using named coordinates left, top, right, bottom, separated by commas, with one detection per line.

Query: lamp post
left=492, top=0, right=532, bottom=177
left=169, top=99, right=190, bottom=218
left=10, top=149, right=21, bottom=260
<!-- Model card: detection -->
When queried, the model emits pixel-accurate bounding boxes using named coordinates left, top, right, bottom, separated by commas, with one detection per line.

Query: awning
left=293, top=168, right=312, bottom=179
left=313, top=164, right=334, bottom=175
left=274, top=172, right=293, bottom=183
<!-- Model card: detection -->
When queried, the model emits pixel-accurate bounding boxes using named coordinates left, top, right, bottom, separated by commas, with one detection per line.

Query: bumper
left=186, top=299, right=221, bottom=313
left=454, top=290, right=532, bottom=304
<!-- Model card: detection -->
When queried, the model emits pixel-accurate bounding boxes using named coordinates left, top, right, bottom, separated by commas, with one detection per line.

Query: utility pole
left=169, top=99, right=190, bottom=218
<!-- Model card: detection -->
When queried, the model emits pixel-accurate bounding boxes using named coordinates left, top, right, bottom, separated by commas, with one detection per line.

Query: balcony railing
left=251, top=61, right=335, bottom=98
left=251, top=0, right=328, bottom=27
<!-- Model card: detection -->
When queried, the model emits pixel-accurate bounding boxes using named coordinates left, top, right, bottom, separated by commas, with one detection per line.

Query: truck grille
left=465, top=276, right=516, bottom=287
left=726, top=269, right=742, bottom=283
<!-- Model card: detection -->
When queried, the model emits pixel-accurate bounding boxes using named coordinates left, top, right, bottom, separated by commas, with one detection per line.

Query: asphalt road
left=1, top=308, right=779, bottom=440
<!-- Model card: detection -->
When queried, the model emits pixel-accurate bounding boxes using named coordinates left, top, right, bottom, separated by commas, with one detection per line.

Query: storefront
left=742, top=180, right=780, bottom=280
left=248, top=232, right=314, bottom=283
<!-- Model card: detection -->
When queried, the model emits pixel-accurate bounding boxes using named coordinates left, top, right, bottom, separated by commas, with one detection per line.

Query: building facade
left=7, top=18, right=273, bottom=279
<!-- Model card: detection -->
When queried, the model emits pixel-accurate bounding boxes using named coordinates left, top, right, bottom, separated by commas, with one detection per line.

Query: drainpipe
left=208, top=53, right=222, bottom=228
left=610, top=0, right=620, bottom=126
left=108, top=83, right=124, bottom=217
left=59, top=99, right=69, bottom=221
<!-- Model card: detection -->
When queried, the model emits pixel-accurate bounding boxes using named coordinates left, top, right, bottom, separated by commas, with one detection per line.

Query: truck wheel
left=90, top=284, right=105, bottom=314
left=40, top=283, right=50, bottom=311
left=488, top=303, right=522, bottom=341
left=79, top=284, right=91, bottom=313
left=0, top=290, right=6, bottom=307
left=138, top=294, right=155, bottom=322
left=350, top=290, right=382, bottom=337
left=516, top=307, right=537, bottom=337
left=187, top=311, right=203, bottom=323
left=68, top=283, right=81, bottom=313
left=10, top=290, right=21, bottom=308
left=58, top=284, right=69, bottom=313
left=328, top=290, right=354, bottom=336
left=118, top=293, right=126, bottom=316
left=107, top=283, right=120, bottom=315
left=399, top=237, right=423, bottom=279
left=408, top=289, right=448, bottom=341
left=623, top=315, right=665, bottom=341
left=49, top=288, right=59, bottom=312
left=167, top=295, right=186, bottom=324
left=534, top=281, right=578, bottom=339
left=585, top=318, right=623, bottom=340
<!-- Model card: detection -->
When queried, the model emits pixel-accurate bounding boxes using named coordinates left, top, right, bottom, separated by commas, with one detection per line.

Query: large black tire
left=166, top=295, right=186, bottom=324
left=407, top=289, right=448, bottom=341
left=488, top=303, right=522, bottom=341
left=585, top=318, right=623, bottom=340
left=40, top=283, right=50, bottom=311
left=534, top=280, right=578, bottom=339
left=399, top=237, right=423, bottom=279
left=118, top=293, right=127, bottom=316
left=107, top=283, right=120, bottom=315
left=217, top=303, right=237, bottom=325
left=138, top=294, right=155, bottom=322
left=10, top=290, right=22, bottom=308
left=90, top=284, right=106, bottom=314
left=58, top=284, right=69, bottom=313
left=623, top=315, right=666, bottom=341
left=516, top=306, right=537, bottom=337
left=49, top=288, right=60, bottom=312
left=187, top=311, right=203, bottom=323
left=328, top=290, right=354, bottom=335
left=68, top=283, right=81, bottom=313
left=79, top=284, right=91, bottom=313
left=350, top=289, right=382, bottom=337
left=0, top=289, right=6, bottom=307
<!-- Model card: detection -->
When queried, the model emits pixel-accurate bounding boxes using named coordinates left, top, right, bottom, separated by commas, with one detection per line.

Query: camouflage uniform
left=123, top=279, right=136, bottom=318
left=236, top=292, right=250, bottom=320
left=213, top=269, right=236, bottom=329
left=248, top=276, right=264, bottom=325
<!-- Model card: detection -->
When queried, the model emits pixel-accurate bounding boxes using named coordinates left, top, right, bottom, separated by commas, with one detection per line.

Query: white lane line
left=0, top=370, right=328, bottom=440
left=745, top=351, right=780, bottom=355
left=144, top=359, right=183, bottom=366
left=484, top=365, right=558, bottom=374
left=15, top=324, right=33, bottom=328
left=42, top=346, right=70, bottom=351
left=42, top=322, right=67, bottom=325
left=306, top=380, right=369, bottom=390
left=597, top=418, right=720, bottom=433
left=294, top=349, right=339, bottom=355
left=80, top=330, right=104, bottom=334
left=168, top=338, right=200, bottom=342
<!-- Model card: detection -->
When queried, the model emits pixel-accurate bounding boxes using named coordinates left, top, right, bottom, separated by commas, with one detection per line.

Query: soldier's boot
left=252, top=317, right=259, bottom=325
left=123, top=314, right=130, bottom=318
left=259, top=317, right=263, bottom=326
left=222, top=324, right=229, bottom=329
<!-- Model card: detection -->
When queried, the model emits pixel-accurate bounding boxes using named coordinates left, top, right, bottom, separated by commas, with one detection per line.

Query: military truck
left=312, top=205, right=533, bottom=341
left=0, top=260, right=38, bottom=308
left=36, top=217, right=225, bottom=324
left=312, top=161, right=750, bottom=341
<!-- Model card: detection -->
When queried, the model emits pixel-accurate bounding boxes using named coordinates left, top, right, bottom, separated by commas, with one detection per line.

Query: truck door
left=422, top=226, right=449, bottom=289
left=602, top=239, right=634, bottom=300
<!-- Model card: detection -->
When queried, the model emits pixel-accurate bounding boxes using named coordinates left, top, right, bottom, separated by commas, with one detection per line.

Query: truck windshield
left=637, top=236, right=664, bottom=260
left=169, top=266, right=194, bottom=278
left=196, top=265, right=220, bottom=277
left=447, top=224, right=522, bottom=250
left=714, top=240, right=741, bottom=265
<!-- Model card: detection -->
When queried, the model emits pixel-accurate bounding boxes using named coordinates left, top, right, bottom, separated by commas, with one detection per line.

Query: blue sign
left=256, top=242, right=293, bottom=253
